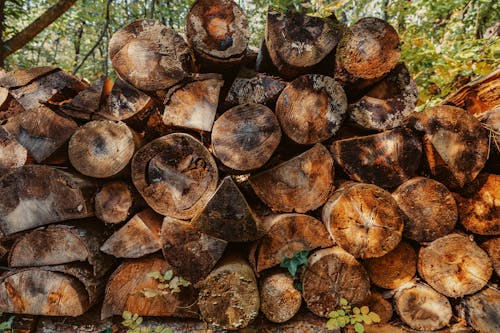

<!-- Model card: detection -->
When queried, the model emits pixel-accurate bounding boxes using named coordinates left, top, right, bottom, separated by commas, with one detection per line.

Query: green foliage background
left=3, top=0, right=499, bottom=106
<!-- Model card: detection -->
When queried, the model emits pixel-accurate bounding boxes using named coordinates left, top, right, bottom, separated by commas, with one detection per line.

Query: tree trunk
left=94, top=181, right=135, bottom=224
left=224, top=74, right=286, bottom=108
left=481, top=237, right=499, bottom=276
left=0, top=127, right=27, bottom=175
left=460, top=287, right=500, bottom=333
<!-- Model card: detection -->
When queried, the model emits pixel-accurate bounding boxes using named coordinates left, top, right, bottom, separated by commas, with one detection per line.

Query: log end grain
left=259, top=271, right=302, bottom=323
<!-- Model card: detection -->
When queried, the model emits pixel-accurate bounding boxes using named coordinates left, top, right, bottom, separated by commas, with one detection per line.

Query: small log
left=192, top=176, right=262, bottom=242
left=0, top=87, right=26, bottom=121
left=161, top=216, right=227, bottom=284
left=224, top=74, right=286, bottom=108
left=68, top=120, right=137, bottom=178
left=100, top=208, right=163, bottom=259
left=363, top=241, right=416, bottom=289
left=330, top=127, right=422, bottom=189
left=249, top=213, right=333, bottom=273
left=322, top=182, right=403, bottom=259
left=461, top=287, right=500, bottom=333
left=418, top=233, right=493, bottom=298
left=259, top=270, right=302, bottom=323
left=109, top=19, right=193, bottom=91
left=131, top=133, right=218, bottom=219
left=162, top=73, right=223, bottom=132
left=211, top=103, right=281, bottom=171
left=275, top=74, right=347, bottom=145
left=197, top=255, right=259, bottom=330
left=364, top=292, right=393, bottom=324
left=0, top=127, right=27, bottom=175
left=394, top=282, right=452, bottom=331
left=0, top=165, right=97, bottom=235
left=101, top=256, right=198, bottom=319
left=481, top=237, right=499, bottom=276
left=94, top=181, right=134, bottom=224
left=249, top=143, right=334, bottom=213
left=392, top=177, right=458, bottom=242
left=407, top=105, right=489, bottom=188
left=105, top=77, right=153, bottom=124
left=302, top=247, right=371, bottom=317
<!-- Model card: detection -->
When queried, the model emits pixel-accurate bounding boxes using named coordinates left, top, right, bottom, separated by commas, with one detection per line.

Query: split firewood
left=224, top=74, right=286, bottom=108
left=392, top=177, right=458, bottom=242
left=407, top=105, right=489, bottom=188
left=302, top=247, right=371, bottom=317
left=249, top=143, right=334, bottom=213
left=330, top=127, right=422, bottom=189
left=0, top=66, right=58, bottom=88
left=0, top=127, right=27, bottom=175
left=211, top=103, right=281, bottom=171
left=68, top=120, right=138, bottom=178
left=249, top=213, right=333, bottom=273
left=275, top=74, right=347, bottom=145
left=109, top=19, right=193, bottom=91
left=418, top=233, right=493, bottom=298
left=197, top=255, right=259, bottom=330
left=322, top=182, right=403, bottom=259
left=394, top=282, right=452, bottom=331
left=0, top=165, right=97, bottom=235
left=94, top=181, right=134, bottom=224
left=161, top=73, right=223, bottom=132
left=0, top=86, right=26, bottom=121
left=481, top=237, right=499, bottom=276
left=100, top=209, right=163, bottom=259
left=131, top=133, right=218, bottom=219
left=101, top=256, right=198, bottom=319
left=460, top=287, right=500, bottom=333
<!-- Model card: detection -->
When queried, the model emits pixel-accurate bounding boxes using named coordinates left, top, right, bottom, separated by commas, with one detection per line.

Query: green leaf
left=352, top=307, right=360, bottom=315
left=163, top=270, right=173, bottom=281
left=328, top=310, right=338, bottom=318
left=326, top=318, right=338, bottom=330
left=368, top=312, right=381, bottom=323
left=123, top=311, right=132, bottom=320
left=147, top=271, right=164, bottom=281
left=362, top=314, right=372, bottom=325
left=101, top=328, right=112, bottom=333
left=339, top=298, right=348, bottom=306
left=142, top=289, right=160, bottom=298
left=354, top=322, right=365, bottom=333
left=337, top=309, right=345, bottom=317
left=360, top=306, right=369, bottom=315
left=0, top=315, right=14, bottom=330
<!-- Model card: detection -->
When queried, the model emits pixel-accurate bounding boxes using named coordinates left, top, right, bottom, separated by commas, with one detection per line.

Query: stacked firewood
left=0, top=0, right=498, bottom=332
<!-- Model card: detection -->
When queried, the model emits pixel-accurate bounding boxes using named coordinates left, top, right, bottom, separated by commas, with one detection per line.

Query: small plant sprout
left=0, top=312, right=14, bottom=331
left=122, top=311, right=172, bottom=333
left=280, top=249, right=309, bottom=290
left=326, top=298, right=381, bottom=333
left=141, top=270, right=191, bottom=298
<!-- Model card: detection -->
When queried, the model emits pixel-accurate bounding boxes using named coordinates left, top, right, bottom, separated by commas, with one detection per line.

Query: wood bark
left=0, top=127, right=27, bottom=175
left=94, top=181, right=134, bottom=224
left=249, top=143, right=334, bottom=213
left=418, top=233, right=493, bottom=298
left=330, top=127, right=422, bottom=189
left=276, top=74, right=347, bottom=145
left=224, top=74, right=286, bottom=108
left=212, top=103, right=281, bottom=171
left=131, top=133, right=218, bottom=219
left=259, top=270, right=302, bottom=323
left=461, top=287, right=500, bottom=333
left=481, top=237, right=499, bottom=276
left=322, top=182, right=403, bottom=259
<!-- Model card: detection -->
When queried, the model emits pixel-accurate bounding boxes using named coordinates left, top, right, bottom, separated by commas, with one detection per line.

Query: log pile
left=0, top=1, right=498, bottom=332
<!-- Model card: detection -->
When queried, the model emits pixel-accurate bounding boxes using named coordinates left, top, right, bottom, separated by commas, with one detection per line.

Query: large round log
left=461, top=287, right=500, bottom=333
left=94, top=181, right=134, bottom=224
left=259, top=270, right=302, bottom=323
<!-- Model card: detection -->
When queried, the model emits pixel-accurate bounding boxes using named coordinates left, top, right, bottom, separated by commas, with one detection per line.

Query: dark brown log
left=0, top=165, right=97, bottom=235
left=105, top=77, right=153, bottom=124
left=192, top=176, right=263, bottom=242
left=330, top=127, right=422, bottom=189
left=461, top=286, right=500, bottom=333
left=0, top=87, right=26, bottom=121
left=322, top=182, right=403, bottom=259
left=363, top=241, right=416, bottom=289
left=161, top=216, right=227, bottom=284
left=302, top=246, right=371, bottom=317
left=211, top=103, right=281, bottom=171
left=68, top=120, right=137, bottom=178
left=101, top=256, right=198, bottom=319
left=249, top=213, right=333, bottom=274
left=249, top=143, right=334, bottom=213
left=394, top=282, right=452, bottom=331
left=392, top=177, right=458, bottom=242
left=407, top=105, right=489, bottom=188
left=131, top=133, right=218, bottom=219
left=418, top=233, right=493, bottom=298
left=224, top=74, right=286, bottom=108
left=94, top=181, right=134, bottom=224
left=197, top=255, right=259, bottom=330
left=276, top=74, right=347, bottom=145
left=0, top=127, right=27, bottom=175
left=364, top=292, right=393, bottom=324
left=100, top=208, right=163, bottom=259
left=109, top=19, right=193, bottom=91
left=162, top=73, right=223, bottom=132
left=481, top=237, right=499, bottom=276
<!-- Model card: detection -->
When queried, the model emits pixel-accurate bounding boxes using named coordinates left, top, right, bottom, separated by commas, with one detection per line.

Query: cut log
left=109, top=19, right=193, bottom=91
left=330, top=127, right=422, bottom=189
left=94, top=181, right=134, bottom=224
left=100, top=208, right=163, bottom=259
left=363, top=241, right=416, bottom=289
left=322, top=182, right=403, bottom=259
left=68, top=120, right=137, bottom=178
left=197, top=255, right=259, bottom=330
left=2, top=105, right=77, bottom=162
left=101, top=256, right=198, bottom=319
left=407, top=105, right=489, bottom=188
left=364, top=292, right=393, bottom=324
left=162, top=73, right=223, bottom=132
left=161, top=216, right=227, bottom=284
left=105, top=77, right=153, bottom=124
left=392, top=177, right=457, bottom=242
left=461, top=287, right=500, bottom=333
left=131, top=133, right=218, bottom=219
left=249, top=143, right=334, bottom=213
left=224, top=74, right=286, bottom=108
left=0, top=87, right=26, bottom=121
left=481, top=237, right=499, bottom=276
left=418, top=233, right=493, bottom=298
left=211, top=103, right=281, bottom=171
left=192, top=176, right=262, bottom=242
left=349, top=63, right=418, bottom=130
left=302, top=246, right=371, bottom=317
left=394, top=282, right=452, bottom=331
left=275, top=74, right=347, bottom=145
left=0, top=165, right=97, bottom=235
left=249, top=213, right=333, bottom=273
left=259, top=270, right=302, bottom=323
left=264, top=9, right=341, bottom=79
left=186, top=0, right=249, bottom=70
left=0, top=127, right=27, bottom=175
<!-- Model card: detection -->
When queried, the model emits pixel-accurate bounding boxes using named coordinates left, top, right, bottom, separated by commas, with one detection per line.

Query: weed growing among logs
left=326, top=298, right=381, bottom=332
